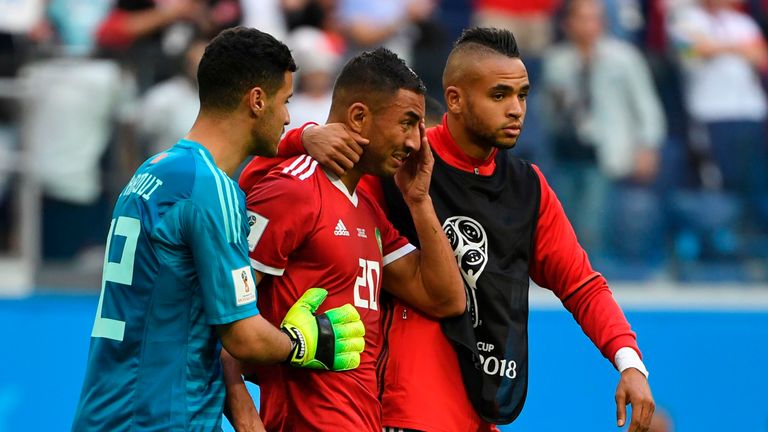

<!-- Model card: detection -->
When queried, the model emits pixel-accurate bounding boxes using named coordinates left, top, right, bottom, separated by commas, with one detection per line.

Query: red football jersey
left=244, top=155, right=414, bottom=432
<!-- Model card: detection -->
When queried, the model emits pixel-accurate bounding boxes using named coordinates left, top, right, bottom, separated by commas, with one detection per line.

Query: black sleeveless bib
left=382, top=150, right=540, bottom=423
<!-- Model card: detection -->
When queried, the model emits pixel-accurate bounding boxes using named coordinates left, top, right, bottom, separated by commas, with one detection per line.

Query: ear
left=445, top=86, right=462, bottom=114
left=248, top=87, right=267, bottom=116
left=346, top=102, right=369, bottom=134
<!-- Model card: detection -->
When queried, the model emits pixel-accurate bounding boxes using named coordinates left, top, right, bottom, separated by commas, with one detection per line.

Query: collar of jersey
left=323, top=169, right=359, bottom=207
left=429, top=114, right=497, bottom=176
left=176, top=138, right=210, bottom=156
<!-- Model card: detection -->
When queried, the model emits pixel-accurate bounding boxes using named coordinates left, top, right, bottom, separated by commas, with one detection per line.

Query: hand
left=632, top=148, right=659, bottom=184
left=302, top=123, right=369, bottom=176
left=615, top=368, right=655, bottom=432
left=281, top=288, right=365, bottom=371
left=395, top=121, right=434, bottom=205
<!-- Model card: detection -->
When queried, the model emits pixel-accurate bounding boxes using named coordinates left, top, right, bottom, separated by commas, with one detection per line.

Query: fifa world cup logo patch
left=241, top=270, right=251, bottom=293
left=442, top=216, right=488, bottom=328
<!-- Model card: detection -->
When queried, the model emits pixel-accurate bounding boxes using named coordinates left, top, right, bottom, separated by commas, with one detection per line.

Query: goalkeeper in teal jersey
left=72, top=28, right=365, bottom=432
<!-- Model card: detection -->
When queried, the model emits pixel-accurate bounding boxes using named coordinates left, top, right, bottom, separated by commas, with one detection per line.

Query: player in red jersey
left=281, top=28, right=656, bottom=432
left=223, top=48, right=466, bottom=432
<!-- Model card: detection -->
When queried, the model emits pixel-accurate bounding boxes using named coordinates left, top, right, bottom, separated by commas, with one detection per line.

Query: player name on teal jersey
left=120, top=172, right=164, bottom=201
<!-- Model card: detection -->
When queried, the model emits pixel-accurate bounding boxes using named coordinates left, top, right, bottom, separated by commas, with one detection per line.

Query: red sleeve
left=245, top=170, right=317, bottom=276
left=96, top=11, right=136, bottom=49
left=238, top=156, right=287, bottom=192
left=528, top=164, right=641, bottom=362
left=276, top=123, right=318, bottom=157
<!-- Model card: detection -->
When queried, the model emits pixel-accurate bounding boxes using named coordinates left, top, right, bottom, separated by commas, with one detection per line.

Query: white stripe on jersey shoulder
left=324, top=169, right=358, bottom=207
left=198, top=149, right=235, bottom=243
left=282, top=154, right=307, bottom=174
left=250, top=258, right=285, bottom=276
left=383, top=243, right=417, bottom=266
left=298, top=160, right=318, bottom=180
left=282, top=155, right=320, bottom=181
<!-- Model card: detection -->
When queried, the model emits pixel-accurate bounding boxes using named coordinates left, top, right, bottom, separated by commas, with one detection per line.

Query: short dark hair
left=197, top=27, right=297, bottom=112
left=332, top=47, right=426, bottom=110
left=454, top=27, right=520, bottom=58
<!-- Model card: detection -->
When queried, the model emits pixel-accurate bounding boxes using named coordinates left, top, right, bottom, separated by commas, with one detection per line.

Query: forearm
left=221, top=350, right=263, bottom=431
left=407, top=197, right=465, bottom=317
left=121, top=8, right=182, bottom=40
left=737, top=42, right=768, bottom=70
left=560, top=276, right=639, bottom=361
left=219, top=315, right=293, bottom=364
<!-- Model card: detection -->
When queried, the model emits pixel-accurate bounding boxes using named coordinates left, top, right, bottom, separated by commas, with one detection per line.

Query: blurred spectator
left=96, top=0, right=240, bottom=93
left=284, top=27, right=340, bottom=131
left=282, top=0, right=336, bottom=31
left=669, top=0, right=768, bottom=259
left=21, top=58, right=123, bottom=261
left=472, top=0, right=559, bottom=67
left=542, top=0, right=667, bottom=264
left=3, top=0, right=126, bottom=261
left=29, top=0, right=112, bottom=56
left=336, top=0, right=434, bottom=64
left=0, top=0, right=44, bottom=252
left=136, top=37, right=206, bottom=156
left=602, top=0, right=645, bottom=42
left=240, top=0, right=301, bottom=41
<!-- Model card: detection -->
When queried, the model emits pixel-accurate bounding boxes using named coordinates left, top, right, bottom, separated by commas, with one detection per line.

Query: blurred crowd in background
left=0, top=0, right=767, bottom=285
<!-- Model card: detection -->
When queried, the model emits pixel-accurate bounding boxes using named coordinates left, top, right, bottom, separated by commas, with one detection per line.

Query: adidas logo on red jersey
left=334, top=219, right=350, bottom=236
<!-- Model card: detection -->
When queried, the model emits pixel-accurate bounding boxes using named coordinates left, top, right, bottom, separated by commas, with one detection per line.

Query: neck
left=446, top=113, right=495, bottom=160
left=339, top=167, right=362, bottom=194
left=185, top=111, right=250, bottom=177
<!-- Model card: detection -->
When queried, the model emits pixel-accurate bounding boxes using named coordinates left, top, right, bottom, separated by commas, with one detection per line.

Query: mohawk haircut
left=453, top=27, right=520, bottom=59
left=197, top=27, right=297, bottom=112
left=331, top=47, right=426, bottom=110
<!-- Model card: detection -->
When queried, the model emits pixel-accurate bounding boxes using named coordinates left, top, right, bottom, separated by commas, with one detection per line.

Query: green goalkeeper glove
left=280, top=288, right=365, bottom=371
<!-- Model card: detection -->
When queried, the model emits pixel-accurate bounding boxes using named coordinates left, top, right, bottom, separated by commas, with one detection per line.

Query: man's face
left=458, top=56, right=529, bottom=151
left=251, top=71, right=293, bottom=156
left=566, top=1, right=604, bottom=46
left=358, top=89, right=425, bottom=177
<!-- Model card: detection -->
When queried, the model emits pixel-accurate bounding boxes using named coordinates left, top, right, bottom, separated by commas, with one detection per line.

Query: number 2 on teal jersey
left=91, top=216, right=141, bottom=341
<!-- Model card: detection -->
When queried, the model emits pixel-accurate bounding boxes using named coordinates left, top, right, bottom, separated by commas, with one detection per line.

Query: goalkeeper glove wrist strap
left=280, top=327, right=301, bottom=363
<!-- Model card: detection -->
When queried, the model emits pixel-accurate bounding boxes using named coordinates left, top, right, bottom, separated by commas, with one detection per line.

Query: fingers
left=340, top=141, right=363, bottom=163
left=345, top=128, right=370, bottom=147
left=296, top=287, right=328, bottom=313
left=627, top=396, right=655, bottom=432
left=616, top=392, right=627, bottom=428
left=332, top=319, right=366, bottom=340
left=325, top=304, right=362, bottom=325
left=323, top=126, right=366, bottom=176
left=331, top=352, right=362, bottom=371
left=335, top=333, right=365, bottom=353
left=324, top=161, right=347, bottom=177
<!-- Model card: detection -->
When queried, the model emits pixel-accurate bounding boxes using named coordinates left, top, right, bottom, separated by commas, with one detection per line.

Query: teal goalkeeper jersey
left=72, top=140, right=259, bottom=432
